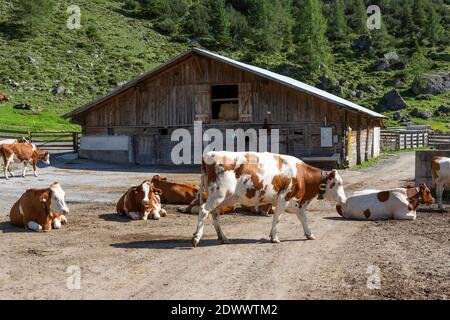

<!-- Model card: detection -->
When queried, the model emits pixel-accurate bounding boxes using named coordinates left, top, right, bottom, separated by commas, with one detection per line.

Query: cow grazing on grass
left=10, top=182, right=69, bottom=231
left=0, top=141, right=49, bottom=179
left=336, top=184, right=434, bottom=220
left=0, top=93, right=9, bottom=104
left=191, top=151, right=346, bottom=247
left=432, top=156, right=450, bottom=212
left=116, top=180, right=167, bottom=220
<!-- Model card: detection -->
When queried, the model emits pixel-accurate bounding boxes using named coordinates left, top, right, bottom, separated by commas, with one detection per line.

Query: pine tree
left=351, top=0, right=368, bottom=35
left=328, top=0, right=348, bottom=41
left=11, top=0, right=55, bottom=35
left=412, top=0, right=427, bottom=29
left=409, top=42, right=430, bottom=80
left=426, top=3, right=444, bottom=44
left=295, top=0, right=332, bottom=75
left=208, top=0, right=231, bottom=46
left=183, top=1, right=210, bottom=38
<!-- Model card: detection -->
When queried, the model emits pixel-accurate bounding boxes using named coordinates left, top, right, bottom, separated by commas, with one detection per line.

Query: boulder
left=393, top=78, right=404, bottom=87
left=410, top=108, right=433, bottom=119
left=28, top=56, right=38, bottom=66
left=379, top=90, right=407, bottom=111
left=356, top=83, right=376, bottom=93
left=52, top=85, right=65, bottom=95
left=412, top=72, right=450, bottom=95
left=318, top=75, right=333, bottom=91
left=393, top=111, right=403, bottom=121
left=383, top=52, right=399, bottom=62
left=438, top=105, right=450, bottom=114
left=352, top=35, right=372, bottom=51
left=416, top=95, right=431, bottom=101
left=356, top=91, right=364, bottom=99
left=347, top=91, right=356, bottom=99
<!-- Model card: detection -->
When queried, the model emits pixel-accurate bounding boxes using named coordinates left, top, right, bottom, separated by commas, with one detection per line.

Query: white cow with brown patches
left=116, top=180, right=167, bottom=220
left=432, top=156, right=450, bottom=211
left=10, top=182, right=70, bottom=231
left=336, top=184, right=434, bottom=220
left=191, top=151, right=346, bottom=247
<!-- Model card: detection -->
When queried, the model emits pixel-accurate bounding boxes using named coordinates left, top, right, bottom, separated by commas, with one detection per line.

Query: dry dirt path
left=2, top=152, right=443, bottom=300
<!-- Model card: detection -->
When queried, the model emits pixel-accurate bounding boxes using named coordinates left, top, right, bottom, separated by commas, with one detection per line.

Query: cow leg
left=59, top=215, right=68, bottom=225
left=436, top=183, right=445, bottom=211
left=212, top=211, right=230, bottom=244
left=27, top=221, right=43, bottom=232
left=32, top=162, right=38, bottom=177
left=52, top=218, right=62, bottom=229
left=295, top=201, right=315, bottom=240
left=129, top=212, right=141, bottom=220
left=22, top=163, right=27, bottom=177
left=4, top=157, right=13, bottom=180
left=270, top=201, right=288, bottom=243
left=394, top=209, right=416, bottom=220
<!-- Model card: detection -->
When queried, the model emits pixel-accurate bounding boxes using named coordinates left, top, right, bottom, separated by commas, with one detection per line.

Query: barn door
left=239, top=83, right=253, bottom=123
left=194, top=84, right=210, bottom=123
left=135, top=135, right=156, bottom=165
left=373, top=127, right=381, bottom=157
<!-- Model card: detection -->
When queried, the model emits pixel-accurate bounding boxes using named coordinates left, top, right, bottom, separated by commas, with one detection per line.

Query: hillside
left=0, top=0, right=449, bottom=132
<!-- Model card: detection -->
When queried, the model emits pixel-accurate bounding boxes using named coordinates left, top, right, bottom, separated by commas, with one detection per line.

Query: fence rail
left=0, top=129, right=81, bottom=152
left=381, top=129, right=450, bottom=151
left=428, top=133, right=450, bottom=147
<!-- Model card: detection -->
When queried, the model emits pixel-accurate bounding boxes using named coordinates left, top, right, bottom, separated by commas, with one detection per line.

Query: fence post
left=28, top=131, right=32, bottom=143
left=396, top=135, right=400, bottom=150
left=72, top=132, right=79, bottom=152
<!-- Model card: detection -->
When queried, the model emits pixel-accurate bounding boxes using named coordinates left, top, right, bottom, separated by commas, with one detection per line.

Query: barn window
left=107, top=128, right=114, bottom=136
left=159, top=128, right=168, bottom=135
left=211, top=85, right=239, bottom=121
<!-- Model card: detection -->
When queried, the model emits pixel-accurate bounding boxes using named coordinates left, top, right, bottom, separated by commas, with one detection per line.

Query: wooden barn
left=64, top=48, right=386, bottom=168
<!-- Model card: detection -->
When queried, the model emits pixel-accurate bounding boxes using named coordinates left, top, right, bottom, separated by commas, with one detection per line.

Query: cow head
left=40, top=182, right=70, bottom=215
left=151, top=175, right=167, bottom=183
left=418, top=183, right=434, bottom=204
left=132, top=181, right=163, bottom=220
left=321, top=170, right=347, bottom=203
left=36, top=149, right=50, bottom=165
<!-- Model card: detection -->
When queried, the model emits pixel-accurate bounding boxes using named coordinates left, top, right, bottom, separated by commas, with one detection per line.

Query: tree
left=295, top=0, right=332, bottom=76
left=350, top=0, right=368, bottom=35
left=408, top=42, right=430, bottom=80
left=426, top=3, right=444, bottom=44
left=412, top=0, right=427, bottom=30
left=328, top=0, right=348, bottom=41
left=208, top=0, right=231, bottom=45
left=11, top=0, right=55, bottom=35
left=183, top=1, right=210, bottom=38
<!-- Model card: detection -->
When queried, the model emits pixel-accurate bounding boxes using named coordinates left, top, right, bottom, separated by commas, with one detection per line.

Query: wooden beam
left=365, top=117, right=371, bottom=162
left=356, top=114, right=362, bottom=165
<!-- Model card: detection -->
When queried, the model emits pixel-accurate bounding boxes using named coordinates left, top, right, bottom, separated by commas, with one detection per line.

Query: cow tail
left=199, top=160, right=207, bottom=206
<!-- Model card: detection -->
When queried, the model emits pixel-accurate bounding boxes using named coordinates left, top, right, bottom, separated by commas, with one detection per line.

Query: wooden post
left=356, top=114, right=361, bottom=165
left=73, top=132, right=79, bottom=152
left=365, top=118, right=370, bottom=162
left=416, top=133, right=420, bottom=148
left=28, top=131, right=32, bottom=143
left=403, top=133, right=406, bottom=150
left=343, top=111, right=349, bottom=167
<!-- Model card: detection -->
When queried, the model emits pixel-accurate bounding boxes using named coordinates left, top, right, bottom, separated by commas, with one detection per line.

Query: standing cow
left=336, top=184, right=434, bottom=220
left=0, top=141, right=50, bottom=179
left=10, top=182, right=69, bottom=231
left=432, top=156, right=450, bottom=211
left=116, top=180, right=167, bottom=220
left=191, top=151, right=346, bottom=247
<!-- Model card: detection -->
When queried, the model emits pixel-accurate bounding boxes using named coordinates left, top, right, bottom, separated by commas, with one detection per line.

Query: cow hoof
left=306, top=234, right=316, bottom=240
left=191, top=237, right=200, bottom=248
left=270, top=236, right=281, bottom=243
left=220, top=238, right=231, bottom=244
left=161, top=210, right=167, bottom=217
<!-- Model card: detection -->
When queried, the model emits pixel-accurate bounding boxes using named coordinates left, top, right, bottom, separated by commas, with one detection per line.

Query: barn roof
left=64, top=48, right=386, bottom=119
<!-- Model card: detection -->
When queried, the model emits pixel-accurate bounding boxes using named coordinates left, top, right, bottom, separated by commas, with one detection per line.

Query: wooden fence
left=381, top=129, right=429, bottom=151
left=0, top=129, right=81, bottom=152
left=428, top=132, right=450, bottom=148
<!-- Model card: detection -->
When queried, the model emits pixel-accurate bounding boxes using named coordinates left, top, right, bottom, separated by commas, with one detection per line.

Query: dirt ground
left=0, top=152, right=448, bottom=300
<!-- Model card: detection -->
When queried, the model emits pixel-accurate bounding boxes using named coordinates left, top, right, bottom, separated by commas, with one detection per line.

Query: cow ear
left=153, top=187, right=163, bottom=195
left=328, top=170, right=336, bottom=180
left=40, top=191, right=49, bottom=203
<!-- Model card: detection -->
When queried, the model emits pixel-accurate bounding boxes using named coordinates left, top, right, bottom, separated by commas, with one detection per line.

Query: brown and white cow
left=432, top=156, right=450, bottom=211
left=191, top=151, right=346, bottom=247
left=10, top=182, right=69, bottom=231
left=336, top=184, right=434, bottom=220
left=0, top=141, right=50, bottom=179
left=0, top=93, right=9, bottom=104
left=116, top=180, right=167, bottom=220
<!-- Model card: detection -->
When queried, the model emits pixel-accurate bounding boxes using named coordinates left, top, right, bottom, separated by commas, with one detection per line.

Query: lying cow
left=0, top=141, right=49, bottom=179
left=151, top=175, right=236, bottom=215
left=116, top=180, right=167, bottom=220
left=0, top=93, right=9, bottom=103
left=192, top=151, right=346, bottom=247
left=336, top=184, right=434, bottom=220
left=432, top=156, right=450, bottom=212
left=241, top=204, right=274, bottom=216
left=10, top=182, right=69, bottom=231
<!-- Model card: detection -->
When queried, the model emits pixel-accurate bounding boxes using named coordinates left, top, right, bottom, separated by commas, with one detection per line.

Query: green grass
left=0, top=0, right=448, bottom=132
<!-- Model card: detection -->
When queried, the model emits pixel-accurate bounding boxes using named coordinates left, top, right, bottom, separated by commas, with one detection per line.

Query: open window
left=211, top=85, right=239, bottom=121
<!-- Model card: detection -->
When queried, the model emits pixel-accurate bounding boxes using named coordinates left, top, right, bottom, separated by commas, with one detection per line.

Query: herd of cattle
left=1, top=138, right=448, bottom=247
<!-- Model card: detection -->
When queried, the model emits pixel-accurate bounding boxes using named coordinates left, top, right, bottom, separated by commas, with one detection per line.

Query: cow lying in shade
left=192, top=151, right=346, bottom=247
left=432, top=156, right=450, bottom=212
left=10, top=182, right=69, bottom=231
left=0, top=141, right=49, bottom=179
left=116, top=180, right=167, bottom=220
left=0, top=93, right=9, bottom=104
left=336, top=184, right=434, bottom=220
